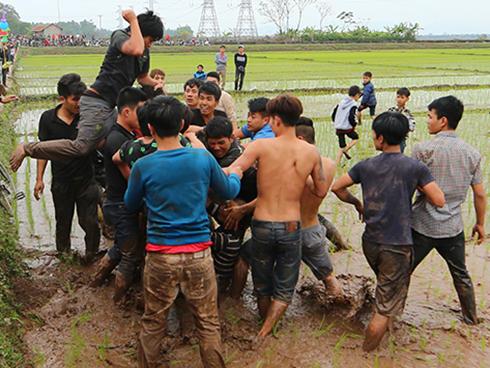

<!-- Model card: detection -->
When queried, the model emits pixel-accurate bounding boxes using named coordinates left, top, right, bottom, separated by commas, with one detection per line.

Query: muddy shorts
left=249, top=219, right=301, bottom=304
left=301, top=224, right=333, bottom=280
left=336, top=130, right=359, bottom=149
left=362, top=239, right=413, bottom=317
left=358, top=104, right=376, bottom=116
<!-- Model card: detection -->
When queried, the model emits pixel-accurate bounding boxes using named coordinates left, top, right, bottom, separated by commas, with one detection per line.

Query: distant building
left=31, top=24, right=62, bottom=39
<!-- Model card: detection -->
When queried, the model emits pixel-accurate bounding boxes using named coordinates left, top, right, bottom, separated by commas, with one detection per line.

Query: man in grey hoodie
left=332, top=85, right=362, bottom=165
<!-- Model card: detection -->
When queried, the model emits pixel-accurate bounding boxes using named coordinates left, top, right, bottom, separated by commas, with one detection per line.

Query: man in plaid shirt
left=411, top=96, right=487, bottom=325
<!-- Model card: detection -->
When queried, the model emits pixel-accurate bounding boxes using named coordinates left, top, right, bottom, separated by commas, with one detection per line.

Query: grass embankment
left=0, top=98, right=28, bottom=366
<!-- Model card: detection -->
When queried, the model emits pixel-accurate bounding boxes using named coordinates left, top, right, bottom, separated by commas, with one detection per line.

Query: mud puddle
left=12, top=110, right=490, bottom=367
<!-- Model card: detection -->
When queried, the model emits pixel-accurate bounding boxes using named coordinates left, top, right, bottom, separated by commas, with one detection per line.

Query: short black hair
left=363, top=71, right=373, bottom=78
left=372, top=112, right=409, bottom=145
left=295, top=124, right=315, bottom=144
left=397, top=87, right=411, bottom=97
left=297, top=116, right=314, bottom=127
left=197, top=64, right=204, bottom=68
left=57, top=73, right=86, bottom=98
left=206, top=71, right=220, bottom=81
left=137, top=11, right=164, bottom=40
left=428, top=96, right=464, bottom=130
left=205, top=116, right=233, bottom=139
left=248, top=97, right=269, bottom=115
left=184, top=78, right=203, bottom=91
left=220, top=45, right=226, bottom=49
left=116, top=87, right=148, bottom=112
left=199, top=81, right=222, bottom=101
left=146, top=96, right=186, bottom=138
left=348, top=85, right=361, bottom=97
left=266, top=94, right=303, bottom=127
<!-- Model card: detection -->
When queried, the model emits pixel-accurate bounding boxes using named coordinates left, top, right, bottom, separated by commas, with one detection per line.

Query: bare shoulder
left=321, top=156, right=336, bottom=170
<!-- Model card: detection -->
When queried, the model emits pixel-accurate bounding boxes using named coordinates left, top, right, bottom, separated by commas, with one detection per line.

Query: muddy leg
left=257, top=296, right=271, bottom=320
left=363, top=312, right=389, bottom=351
left=258, top=299, right=288, bottom=338
left=435, top=232, right=478, bottom=324
left=230, top=257, right=249, bottom=300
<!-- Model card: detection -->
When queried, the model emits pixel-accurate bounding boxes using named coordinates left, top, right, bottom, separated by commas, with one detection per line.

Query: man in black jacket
left=234, top=45, right=247, bottom=91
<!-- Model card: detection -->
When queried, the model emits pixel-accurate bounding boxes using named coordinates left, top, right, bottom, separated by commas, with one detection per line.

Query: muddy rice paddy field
left=10, top=47, right=490, bottom=367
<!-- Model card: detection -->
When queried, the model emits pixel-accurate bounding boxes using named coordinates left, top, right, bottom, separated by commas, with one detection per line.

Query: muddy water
left=13, top=110, right=490, bottom=367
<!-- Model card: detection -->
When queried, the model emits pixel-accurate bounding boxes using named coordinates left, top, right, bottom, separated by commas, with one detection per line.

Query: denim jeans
left=250, top=219, right=301, bottom=304
left=103, top=200, right=142, bottom=280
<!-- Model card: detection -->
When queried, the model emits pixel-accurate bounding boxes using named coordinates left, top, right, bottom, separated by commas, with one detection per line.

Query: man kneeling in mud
left=229, top=95, right=329, bottom=340
left=332, top=112, right=445, bottom=351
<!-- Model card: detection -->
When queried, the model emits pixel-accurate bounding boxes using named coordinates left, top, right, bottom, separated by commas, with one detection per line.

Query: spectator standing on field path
left=215, top=45, right=228, bottom=89
left=234, top=45, right=247, bottom=91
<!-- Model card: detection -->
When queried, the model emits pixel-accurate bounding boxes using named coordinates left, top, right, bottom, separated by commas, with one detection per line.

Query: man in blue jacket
left=124, top=96, right=242, bottom=368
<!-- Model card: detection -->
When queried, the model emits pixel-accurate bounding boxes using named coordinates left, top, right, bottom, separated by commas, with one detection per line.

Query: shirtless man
left=295, top=120, right=343, bottom=296
left=229, top=94, right=329, bottom=338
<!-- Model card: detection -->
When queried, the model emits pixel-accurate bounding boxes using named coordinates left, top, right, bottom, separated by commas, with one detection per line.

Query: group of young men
left=9, top=9, right=487, bottom=368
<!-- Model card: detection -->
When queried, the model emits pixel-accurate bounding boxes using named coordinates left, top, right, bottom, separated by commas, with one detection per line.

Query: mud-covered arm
left=331, top=173, right=364, bottom=220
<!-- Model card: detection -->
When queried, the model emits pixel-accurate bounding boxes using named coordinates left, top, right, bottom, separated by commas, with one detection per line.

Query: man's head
left=197, top=64, right=204, bottom=72
left=183, top=78, right=203, bottom=108
left=146, top=96, right=186, bottom=138
left=396, top=87, right=411, bottom=108
left=206, top=71, right=220, bottom=86
left=219, top=45, right=226, bottom=53
left=199, top=82, right=221, bottom=116
left=238, top=45, right=244, bottom=53
left=427, top=96, right=464, bottom=134
left=362, top=71, right=373, bottom=84
left=57, top=73, right=86, bottom=115
left=136, top=103, right=151, bottom=137
left=371, top=112, right=409, bottom=151
left=116, top=87, right=148, bottom=130
left=247, top=97, right=270, bottom=132
left=150, top=68, right=165, bottom=84
left=348, top=85, right=362, bottom=101
left=295, top=117, right=315, bottom=144
left=266, top=94, right=303, bottom=134
left=205, top=116, right=234, bottom=159
left=137, top=11, right=164, bottom=48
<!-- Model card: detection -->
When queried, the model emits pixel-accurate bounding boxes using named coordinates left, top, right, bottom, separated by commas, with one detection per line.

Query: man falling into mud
left=10, top=9, right=164, bottom=171
left=229, top=94, right=329, bottom=340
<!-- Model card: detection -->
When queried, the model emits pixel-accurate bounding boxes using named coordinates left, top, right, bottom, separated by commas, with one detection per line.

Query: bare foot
left=363, top=313, right=389, bottom=352
left=324, top=274, right=344, bottom=301
left=10, top=144, right=26, bottom=172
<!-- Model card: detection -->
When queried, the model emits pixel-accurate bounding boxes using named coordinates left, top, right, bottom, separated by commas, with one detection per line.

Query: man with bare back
left=229, top=94, right=329, bottom=339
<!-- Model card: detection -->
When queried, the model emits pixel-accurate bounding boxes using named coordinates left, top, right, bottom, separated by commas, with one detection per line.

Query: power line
left=197, top=0, right=220, bottom=37
left=235, top=0, right=258, bottom=38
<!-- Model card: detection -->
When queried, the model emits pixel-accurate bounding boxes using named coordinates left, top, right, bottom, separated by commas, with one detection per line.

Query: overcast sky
left=3, top=0, right=488, bottom=35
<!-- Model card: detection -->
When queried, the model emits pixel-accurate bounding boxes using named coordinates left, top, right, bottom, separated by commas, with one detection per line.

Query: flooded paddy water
left=10, top=106, right=489, bottom=367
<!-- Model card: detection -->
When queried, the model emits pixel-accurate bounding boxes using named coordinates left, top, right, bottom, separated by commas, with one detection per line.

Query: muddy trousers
left=412, top=230, right=478, bottom=324
left=138, top=249, right=226, bottom=368
left=24, top=95, right=117, bottom=161
left=51, top=178, right=100, bottom=257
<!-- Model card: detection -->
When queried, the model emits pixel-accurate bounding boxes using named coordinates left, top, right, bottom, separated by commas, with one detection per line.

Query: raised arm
left=471, top=183, right=486, bottom=244
left=120, top=10, right=145, bottom=56
left=332, top=173, right=364, bottom=220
